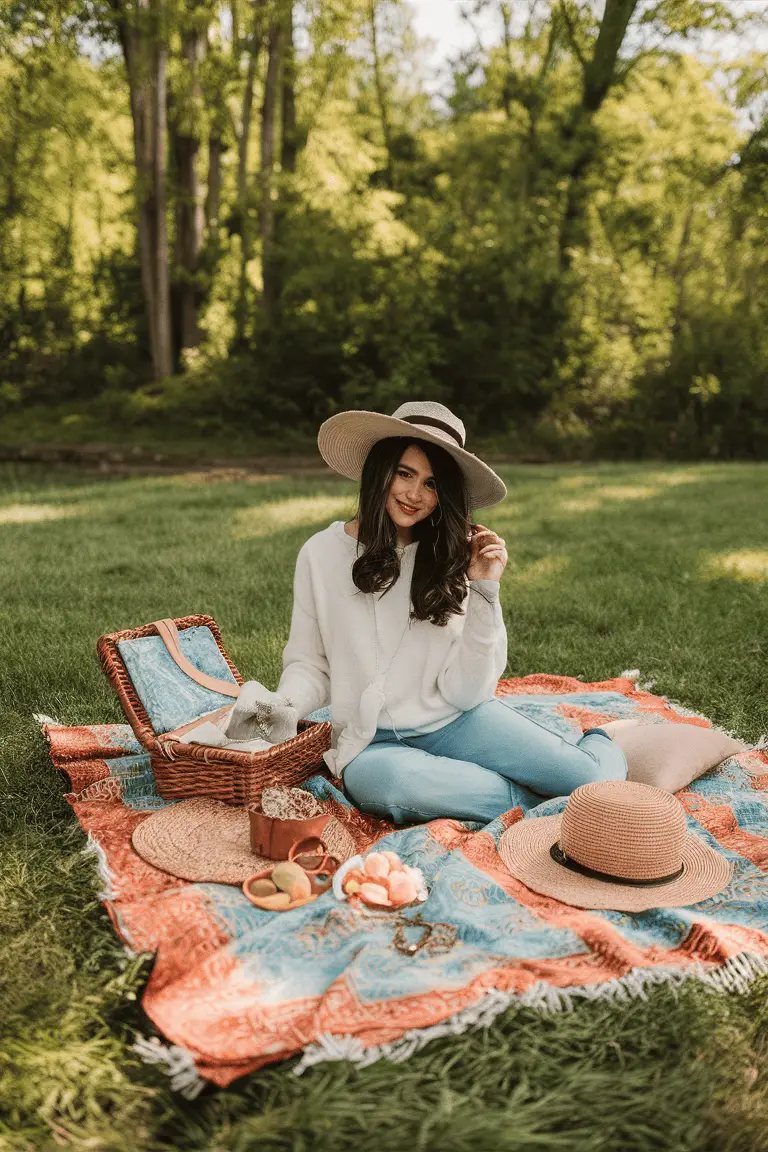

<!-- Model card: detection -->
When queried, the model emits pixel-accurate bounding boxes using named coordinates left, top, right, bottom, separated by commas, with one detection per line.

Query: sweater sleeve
left=276, top=546, right=331, bottom=719
left=436, top=579, right=508, bottom=712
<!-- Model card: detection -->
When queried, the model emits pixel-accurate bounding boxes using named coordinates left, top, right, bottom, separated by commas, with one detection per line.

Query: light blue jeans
left=341, top=697, right=628, bottom=825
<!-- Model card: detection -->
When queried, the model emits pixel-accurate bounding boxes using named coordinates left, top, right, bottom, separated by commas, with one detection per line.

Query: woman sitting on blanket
left=276, top=401, right=628, bottom=825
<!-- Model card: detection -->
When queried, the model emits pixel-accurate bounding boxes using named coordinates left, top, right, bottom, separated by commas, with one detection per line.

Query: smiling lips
left=397, top=500, right=419, bottom=515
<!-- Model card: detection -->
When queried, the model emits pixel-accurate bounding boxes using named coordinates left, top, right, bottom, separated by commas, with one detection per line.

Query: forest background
left=2, top=0, right=768, bottom=462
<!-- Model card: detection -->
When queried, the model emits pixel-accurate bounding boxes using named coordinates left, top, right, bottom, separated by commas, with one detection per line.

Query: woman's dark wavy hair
left=350, top=436, right=473, bottom=626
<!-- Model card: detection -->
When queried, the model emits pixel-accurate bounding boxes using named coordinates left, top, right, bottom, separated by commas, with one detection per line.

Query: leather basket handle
left=154, top=618, right=241, bottom=699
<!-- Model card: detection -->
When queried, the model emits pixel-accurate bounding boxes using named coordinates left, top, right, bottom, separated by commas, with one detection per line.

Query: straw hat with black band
left=317, top=400, right=507, bottom=511
left=498, top=780, right=732, bottom=912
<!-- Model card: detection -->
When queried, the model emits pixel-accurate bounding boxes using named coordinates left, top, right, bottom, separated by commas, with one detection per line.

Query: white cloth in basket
left=181, top=680, right=298, bottom=752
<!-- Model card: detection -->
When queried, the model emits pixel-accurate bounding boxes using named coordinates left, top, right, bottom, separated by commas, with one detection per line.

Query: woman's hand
left=467, top=522, right=508, bottom=582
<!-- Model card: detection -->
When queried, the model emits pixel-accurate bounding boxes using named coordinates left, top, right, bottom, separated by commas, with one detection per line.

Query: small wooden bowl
left=242, top=837, right=340, bottom=911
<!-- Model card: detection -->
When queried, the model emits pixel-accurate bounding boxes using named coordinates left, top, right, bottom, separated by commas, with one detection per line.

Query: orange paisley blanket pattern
left=41, top=673, right=768, bottom=1087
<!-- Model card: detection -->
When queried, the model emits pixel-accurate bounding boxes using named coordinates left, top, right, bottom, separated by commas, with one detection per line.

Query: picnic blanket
left=39, top=673, right=768, bottom=1095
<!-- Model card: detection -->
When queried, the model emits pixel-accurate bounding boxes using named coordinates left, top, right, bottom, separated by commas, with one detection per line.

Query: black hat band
left=549, top=842, right=685, bottom=888
left=401, top=414, right=464, bottom=447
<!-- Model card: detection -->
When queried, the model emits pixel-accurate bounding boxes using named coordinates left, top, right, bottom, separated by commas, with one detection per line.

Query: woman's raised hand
left=467, top=522, right=508, bottom=582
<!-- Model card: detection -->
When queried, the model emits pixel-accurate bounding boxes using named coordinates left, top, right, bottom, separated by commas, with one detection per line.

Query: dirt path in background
left=0, top=442, right=337, bottom=478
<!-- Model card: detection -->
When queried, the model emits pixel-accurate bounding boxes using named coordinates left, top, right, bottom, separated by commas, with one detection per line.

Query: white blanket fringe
left=293, top=951, right=768, bottom=1075
left=33, top=712, right=62, bottom=728
left=619, top=668, right=657, bottom=692
left=82, top=833, right=120, bottom=902
left=132, top=1035, right=206, bottom=1099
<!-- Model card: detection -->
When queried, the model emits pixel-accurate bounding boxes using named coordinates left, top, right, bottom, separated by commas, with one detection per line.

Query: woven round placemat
left=132, top=796, right=356, bottom=884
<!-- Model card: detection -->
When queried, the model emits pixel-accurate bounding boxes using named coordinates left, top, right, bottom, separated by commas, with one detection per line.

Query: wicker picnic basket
left=97, top=614, right=332, bottom=805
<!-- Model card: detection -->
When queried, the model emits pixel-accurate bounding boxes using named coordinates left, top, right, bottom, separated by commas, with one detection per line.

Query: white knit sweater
left=276, top=520, right=508, bottom=777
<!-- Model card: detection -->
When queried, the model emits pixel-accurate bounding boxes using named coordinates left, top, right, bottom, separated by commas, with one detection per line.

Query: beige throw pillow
left=598, top=719, right=747, bottom=793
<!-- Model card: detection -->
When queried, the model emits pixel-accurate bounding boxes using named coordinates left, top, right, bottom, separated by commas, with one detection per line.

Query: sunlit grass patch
left=0, top=503, right=80, bottom=524
left=592, top=485, right=659, bottom=502
left=231, top=495, right=357, bottom=539
left=550, top=479, right=663, bottom=516
left=509, top=554, right=570, bottom=583
left=699, top=550, right=768, bottom=583
left=556, top=474, right=597, bottom=490
left=560, top=497, right=603, bottom=513
left=555, top=484, right=659, bottom=516
left=640, top=470, right=707, bottom=488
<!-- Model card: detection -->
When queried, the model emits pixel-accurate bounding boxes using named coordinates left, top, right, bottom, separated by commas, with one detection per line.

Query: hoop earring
left=430, top=504, right=442, bottom=560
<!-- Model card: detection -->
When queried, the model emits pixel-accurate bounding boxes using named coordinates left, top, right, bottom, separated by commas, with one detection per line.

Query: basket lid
left=97, top=615, right=243, bottom=748
left=117, top=625, right=238, bottom=735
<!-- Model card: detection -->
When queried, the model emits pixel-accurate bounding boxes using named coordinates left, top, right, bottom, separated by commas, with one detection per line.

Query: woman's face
left=385, top=444, right=439, bottom=530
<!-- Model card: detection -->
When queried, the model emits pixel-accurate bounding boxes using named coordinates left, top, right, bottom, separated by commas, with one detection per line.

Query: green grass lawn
left=2, top=460, right=768, bottom=1151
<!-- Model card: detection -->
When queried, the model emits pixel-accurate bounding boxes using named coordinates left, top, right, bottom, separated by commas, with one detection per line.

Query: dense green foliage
left=2, top=1, right=768, bottom=457
left=1, top=460, right=768, bottom=1148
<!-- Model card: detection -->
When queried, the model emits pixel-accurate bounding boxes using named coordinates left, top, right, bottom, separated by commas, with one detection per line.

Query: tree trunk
left=499, top=1, right=513, bottom=120
left=668, top=203, right=695, bottom=368
left=281, top=3, right=297, bottom=176
left=234, top=3, right=265, bottom=346
left=267, top=1, right=297, bottom=319
left=557, top=0, right=638, bottom=273
left=170, top=22, right=207, bottom=360
left=259, top=19, right=282, bottom=325
left=230, top=0, right=240, bottom=56
left=113, top=1, right=173, bottom=381
left=125, top=24, right=160, bottom=375
left=532, top=0, right=638, bottom=395
left=153, top=29, right=173, bottom=377
left=0, top=79, right=23, bottom=259
left=202, top=11, right=239, bottom=301
left=205, top=131, right=223, bottom=229
left=369, top=0, right=394, bottom=187
left=520, top=9, right=559, bottom=209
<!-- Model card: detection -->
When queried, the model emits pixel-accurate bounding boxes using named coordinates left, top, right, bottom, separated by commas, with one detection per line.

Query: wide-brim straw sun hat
left=132, top=797, right=355, bottom=884
left=498, top=780, right=732, bottom=912
left=317, top=400, right=507, bottom=511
